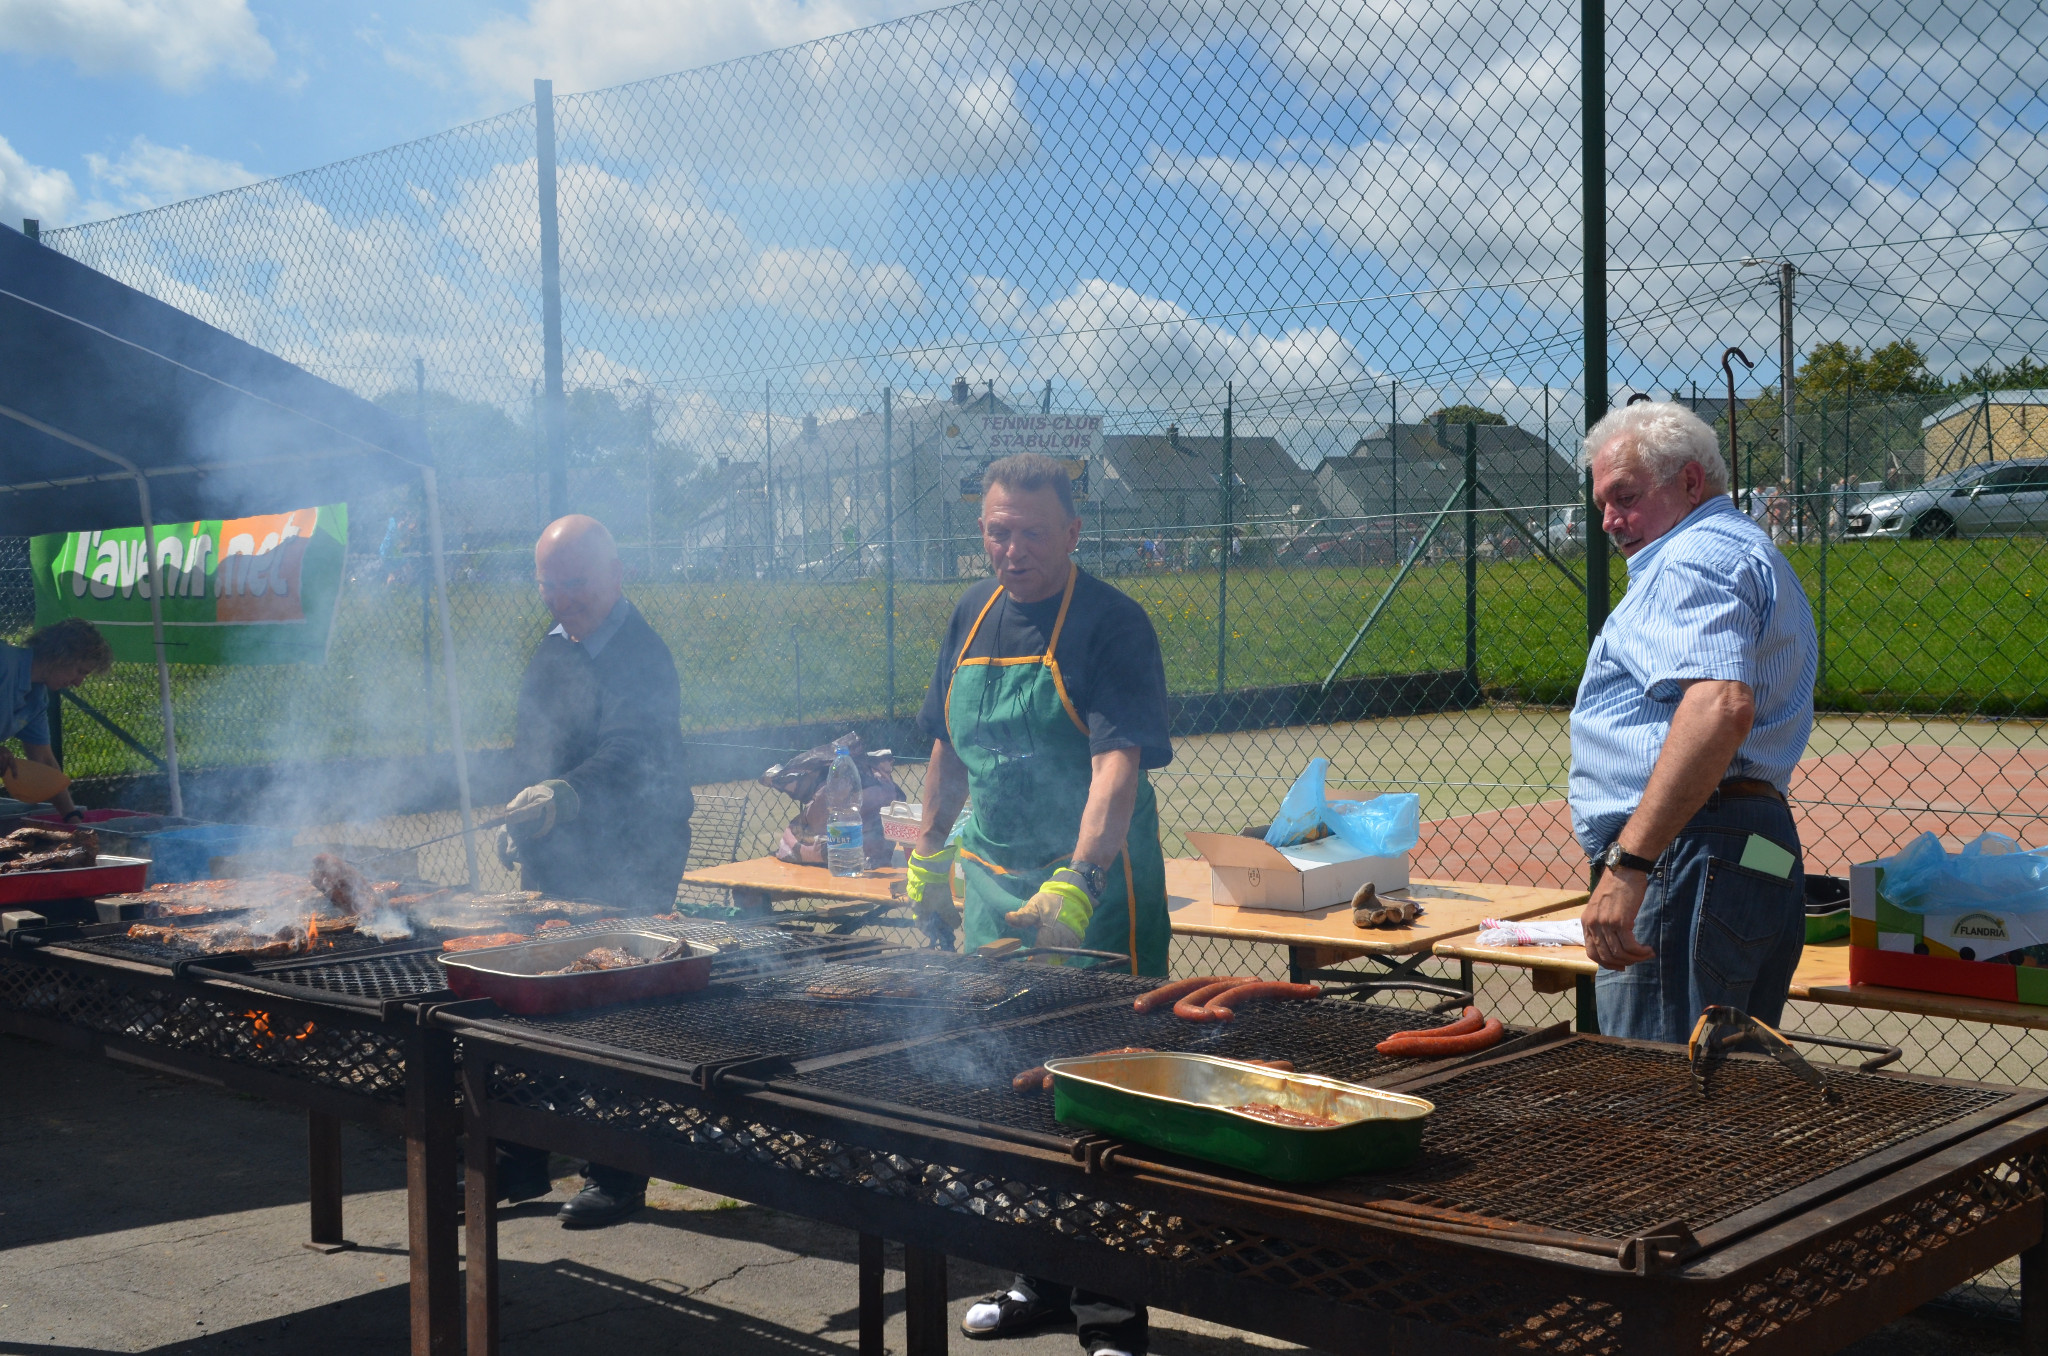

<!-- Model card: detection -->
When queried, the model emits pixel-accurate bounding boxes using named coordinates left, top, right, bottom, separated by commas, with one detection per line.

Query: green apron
left=945, top=566, right=1170, bottom=976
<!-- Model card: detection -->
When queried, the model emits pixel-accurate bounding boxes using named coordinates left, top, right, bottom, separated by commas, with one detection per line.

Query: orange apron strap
left=943, top=585, right=1008, bottom=745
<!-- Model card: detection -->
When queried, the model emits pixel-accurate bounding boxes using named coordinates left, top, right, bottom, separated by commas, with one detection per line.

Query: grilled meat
left=1228, top=1102, right=1341, bottom=1128
left=548, top=946, right=642, bottom=974
left=0, top=844, right=94, bottom=874
left=442, top=933, right=528, bottom=952
left=310, top=854, right=373, bottom=915
left=0, top=825, right=97, bottom=874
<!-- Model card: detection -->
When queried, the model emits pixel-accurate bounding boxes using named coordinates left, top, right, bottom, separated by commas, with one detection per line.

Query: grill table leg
left=306, top=1109, right=352, bottom=1253
left=2025, top=1238, right=2048, bottom=1356
left=859, top=1234, right=885, bottom=1356
left=464, top=1071, right=500, bottom=1356
left=406, top=1027, right=462, bottom=1356
left=904, top=1245, right=947, bottom=1356
left=1576, top=974, right=1600, bottom=1033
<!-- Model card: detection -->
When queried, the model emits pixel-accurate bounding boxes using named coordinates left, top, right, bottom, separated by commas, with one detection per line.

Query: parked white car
left=1846, top=461, right=2048, bottom=540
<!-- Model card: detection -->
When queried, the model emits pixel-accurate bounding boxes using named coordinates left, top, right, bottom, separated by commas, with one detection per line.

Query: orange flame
left=307, top=915, right=320, bottom=945
left=244, top=1010, right=316, bottom=1043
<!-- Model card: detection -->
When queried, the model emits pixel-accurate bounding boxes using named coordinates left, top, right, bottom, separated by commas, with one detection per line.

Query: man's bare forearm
left=1073, top=746, right=1141, bottom=869
left=914, top=740, right=971, bottom=857
left=1615, top=679, right=1756, bottom=860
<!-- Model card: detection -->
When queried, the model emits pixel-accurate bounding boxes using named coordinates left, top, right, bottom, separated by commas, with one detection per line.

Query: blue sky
left=4, top=0, right=2041, bottom=462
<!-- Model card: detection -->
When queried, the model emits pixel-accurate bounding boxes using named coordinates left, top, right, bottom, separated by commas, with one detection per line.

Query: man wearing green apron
left=907, top=452, right=1173, bottom=1356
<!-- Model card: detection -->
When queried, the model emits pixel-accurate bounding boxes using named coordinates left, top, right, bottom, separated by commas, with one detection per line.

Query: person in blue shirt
left=1, top=619, right=114, bottom=822
left=1570, top=402, right=1817, bottom=1043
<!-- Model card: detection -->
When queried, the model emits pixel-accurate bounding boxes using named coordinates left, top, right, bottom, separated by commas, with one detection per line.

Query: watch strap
left=1603, top=843, right=1658, bottom=874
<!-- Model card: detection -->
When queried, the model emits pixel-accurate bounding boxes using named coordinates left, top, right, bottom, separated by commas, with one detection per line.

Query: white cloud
left=752, top=249, right=924, bottom=322
left=0, top=0, right=272, bottom=91
left=0, top=132, right=76, bottom=227
left=453, top=0, right=926, bottom=102
left=81, top=136, right=260, bottom=217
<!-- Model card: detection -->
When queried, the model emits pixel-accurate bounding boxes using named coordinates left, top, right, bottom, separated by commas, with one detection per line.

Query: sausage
left=1173, top=979, right=1252, bottom=1021
left=1375, top=1017, right=1505, bottom=1058
left=1202, top=980, right=1321, bottom=1022
left=1134, top=976, right=1233, bottom=1014
left=1378, top=1007, right=1485, bottom=1043
left=1237, top=1058, right=1296, bottom=1072
left=1014, top=1048, right=1157, bottom=1094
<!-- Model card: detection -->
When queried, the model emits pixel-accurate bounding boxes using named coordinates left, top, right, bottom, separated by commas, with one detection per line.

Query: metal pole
left=763, top=380, right=776, bottom=571
left=1464, top=422, right=1478, bottom=695
left=883, top=387, right=896, bottom=723
left=1543, top=383, right=1551, bottom=513
left=1779, top=261, right=1797, bottom=488
left=421, top=468, right=480, bottom=888
left=535, top=79, right=568, bottom=519
left=1390, top=379, right=1400, bottom=526
left=417, top=359, right=435, bottom=754
left=1582, top=0, right=1611, bottom=643
left=1723, top=347, right=1755, bottom=507
left=1817, top=394, right=1829, bottom=688
left=1217, top=383, right=1233, bottom=694
left=644, top=389, right=657, bottom=577
left=133, top=477, right=183, bottom=817
left=1041, top=380, right=1052, bottom=414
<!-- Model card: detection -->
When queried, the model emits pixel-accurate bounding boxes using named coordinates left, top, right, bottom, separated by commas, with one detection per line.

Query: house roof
left=1922, top=389, right=2048, bottom=430
left=1100, top=432, right=1313, bottom=495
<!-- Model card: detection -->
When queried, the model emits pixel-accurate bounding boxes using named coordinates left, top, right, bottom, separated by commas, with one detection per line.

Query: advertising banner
left=946, top=412, right=1102, bottom=501
left=30, top=506, right=349, bottom=665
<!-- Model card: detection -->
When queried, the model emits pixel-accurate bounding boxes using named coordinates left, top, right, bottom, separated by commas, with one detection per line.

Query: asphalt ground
left=0, top=1033, right=2026, bottom=1356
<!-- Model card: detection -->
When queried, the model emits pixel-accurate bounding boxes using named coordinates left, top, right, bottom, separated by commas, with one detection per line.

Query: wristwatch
left=62, top=808, right=86, bottom=823
left=1066, top=861, right=1108, bottom=902
left=1600, top=841, right=1658, bottom=874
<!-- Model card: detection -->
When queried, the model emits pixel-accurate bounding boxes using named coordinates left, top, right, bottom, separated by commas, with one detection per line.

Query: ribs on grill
left=0, top=825, right=97, bottom=874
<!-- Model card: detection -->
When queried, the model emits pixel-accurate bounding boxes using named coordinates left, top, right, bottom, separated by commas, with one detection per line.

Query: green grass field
left=41, top=536, right=2048, bottom=779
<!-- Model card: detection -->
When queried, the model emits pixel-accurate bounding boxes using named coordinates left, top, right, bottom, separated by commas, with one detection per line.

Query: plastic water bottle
left=824, top=744, right=865, bottom=877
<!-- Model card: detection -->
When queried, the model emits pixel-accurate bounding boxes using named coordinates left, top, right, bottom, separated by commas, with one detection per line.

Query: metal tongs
left=1687, top=1005, right=1843, bottom=1104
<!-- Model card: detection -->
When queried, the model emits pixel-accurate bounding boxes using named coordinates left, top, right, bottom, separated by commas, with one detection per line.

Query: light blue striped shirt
left=1568, top=496, right=1817, bottom=855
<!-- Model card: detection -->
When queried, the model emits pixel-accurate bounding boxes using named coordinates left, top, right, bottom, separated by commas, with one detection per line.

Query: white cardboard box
left=1185, top=830, right=1410, bottom=913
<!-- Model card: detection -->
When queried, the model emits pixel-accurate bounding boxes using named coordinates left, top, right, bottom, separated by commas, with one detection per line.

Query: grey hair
left=1583, top=401, right=1729, bottom=495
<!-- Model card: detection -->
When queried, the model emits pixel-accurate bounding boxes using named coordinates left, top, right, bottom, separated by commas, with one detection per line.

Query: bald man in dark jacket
left=494, top=514, right=692, bottom=1228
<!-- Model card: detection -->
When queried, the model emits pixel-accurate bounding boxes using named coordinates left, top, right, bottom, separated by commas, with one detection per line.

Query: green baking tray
left=1046, top=1052, right=1432, bottom=1182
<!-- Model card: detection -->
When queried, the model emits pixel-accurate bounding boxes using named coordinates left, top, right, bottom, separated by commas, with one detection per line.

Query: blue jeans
left=1592, top=792, right=1806, bottom=1045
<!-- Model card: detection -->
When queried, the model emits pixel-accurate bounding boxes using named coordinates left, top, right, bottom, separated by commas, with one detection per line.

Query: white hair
left=1583, top=401, right=1729, bottom=495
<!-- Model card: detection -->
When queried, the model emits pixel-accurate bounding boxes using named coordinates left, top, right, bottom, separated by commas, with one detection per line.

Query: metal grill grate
left=60, top=930, right=401, bottom=969
left=1349, top=1041, right=2019, bottom=1240
left=787, top=998, right=1469, bottom=1141
left=496, top=954, right=1147, bottom=1067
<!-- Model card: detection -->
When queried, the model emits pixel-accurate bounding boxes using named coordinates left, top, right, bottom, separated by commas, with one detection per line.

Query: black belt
left=1717, top=777, right=1786, bottom=805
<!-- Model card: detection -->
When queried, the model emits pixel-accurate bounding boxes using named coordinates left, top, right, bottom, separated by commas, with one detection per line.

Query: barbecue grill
left=440, top=963, right=2048, bottom=1356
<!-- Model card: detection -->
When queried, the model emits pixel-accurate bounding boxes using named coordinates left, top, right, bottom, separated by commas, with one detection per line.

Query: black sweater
left=511, top=602, right=693, bottom=908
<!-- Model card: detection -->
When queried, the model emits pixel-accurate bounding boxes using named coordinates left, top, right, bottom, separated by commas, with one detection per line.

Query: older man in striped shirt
left=1570, top=402, right=1817, bottom=1043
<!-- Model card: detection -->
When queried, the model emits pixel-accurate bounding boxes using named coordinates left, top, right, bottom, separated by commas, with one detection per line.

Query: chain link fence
left=6, top=0, right=2048, bottom=1320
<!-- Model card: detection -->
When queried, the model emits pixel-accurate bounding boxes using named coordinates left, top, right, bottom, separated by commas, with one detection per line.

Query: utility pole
left=763, top=379, right=776, bottom=571
left=1581, top=0, right=1611, bottom=644
left=1778, top=261, right=1797, bottom=487
left=535, top=78, right=568, bottom=518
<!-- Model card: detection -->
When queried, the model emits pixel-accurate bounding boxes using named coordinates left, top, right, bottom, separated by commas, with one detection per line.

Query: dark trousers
left=1018, top=1276, right=1147, bottom=1353
left=498, top=1141, right=646, bottom=1197
left=1593, top=791, right=1805, bottom=1045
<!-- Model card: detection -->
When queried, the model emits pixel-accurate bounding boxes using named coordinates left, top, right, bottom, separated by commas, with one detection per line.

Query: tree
left=1960, top=356, right=2048, bottom=393
left=1797, top=339, right=1938, bottom=398
left=1429, top=405, right=1506, bottom=425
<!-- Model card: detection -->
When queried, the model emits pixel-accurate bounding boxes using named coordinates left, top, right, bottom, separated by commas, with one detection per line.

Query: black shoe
left=557, top=1181, right=645, bottom=1229
left=960, top=1289, right=1073, bottom=1340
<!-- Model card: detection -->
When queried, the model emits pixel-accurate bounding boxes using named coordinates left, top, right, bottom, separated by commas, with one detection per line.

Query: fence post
left=763, top=379, right=775, bottom=572
left=1817, top=395, right=1829, bottom=690
left=1389, top=379, right=1399, bottom=527
left=883, top=387, right=896, bottom=723
left=1581, top=0, right=1611, bottom=644
left=1217, top=382, right=1233, bottom=694
left=535, top=79, right=568, bottom=520
left=416, top=358, right=435, bottom=754
left=644, top=389, right=657, bottom=578
left=1464, top=421, right=1479, bottom=696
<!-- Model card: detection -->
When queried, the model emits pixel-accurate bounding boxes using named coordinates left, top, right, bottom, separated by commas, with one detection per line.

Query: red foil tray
left=0, top=854, right=150, bottom=905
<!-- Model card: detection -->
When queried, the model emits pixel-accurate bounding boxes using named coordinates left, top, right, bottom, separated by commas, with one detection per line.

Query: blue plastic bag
left=1326, top=793, right=1422, bottom=856
left=1265, top=758, right=1330, bottom=847
left=1880, top=832, right=2048, bottom=913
